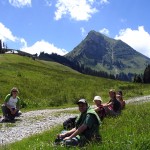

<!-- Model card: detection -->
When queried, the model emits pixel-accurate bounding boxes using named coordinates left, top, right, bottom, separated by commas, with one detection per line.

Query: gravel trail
left=0, top=107, right=77, bottom=145
left=0, top=95, right=150, bottom=145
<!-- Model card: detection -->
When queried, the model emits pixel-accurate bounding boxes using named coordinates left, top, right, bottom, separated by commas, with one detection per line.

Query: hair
left=117, top=90, right=123, bottom=96
left=109, top=89, right=116, bottom=94
left=109, top=89, right=116, bottom=99
left=10, top=87, right=19, bottom=96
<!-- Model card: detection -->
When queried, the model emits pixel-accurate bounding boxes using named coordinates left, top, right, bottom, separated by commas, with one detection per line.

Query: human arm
left=58, top=127, right=76, bottom=139
left=103, top=101, right=113, bottom=107
left=4, top=94, right=20, bottom=114
left=16, top=97, right=20, bottom=110
left=63, top=124, right=87, bottom=140
left=4, top=95, right=14, bottom=114
left=3, top=101, right=15, bottom=114
left=94, top=107, right=101, bottom=112
left=64, top=113, right=96, bottom=140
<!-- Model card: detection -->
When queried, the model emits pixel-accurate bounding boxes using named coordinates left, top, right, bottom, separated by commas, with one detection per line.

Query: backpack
left=98, top=106, right=106, bottom=121
left=63, top=116, right=77, bottom=130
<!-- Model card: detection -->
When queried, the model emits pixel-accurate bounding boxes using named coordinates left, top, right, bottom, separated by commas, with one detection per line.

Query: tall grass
left=0, top=54, right=150, bottom=110
left=2, top=102, right=150, bottom=150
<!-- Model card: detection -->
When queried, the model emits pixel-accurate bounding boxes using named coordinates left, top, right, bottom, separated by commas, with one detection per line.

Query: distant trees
left=143, top=65, right=150, bottom=83
left=0, top=39, right=7, bottom=54
left=133, top=74, right=143, bottom=83
left=133, top=64, right=150, bottom=83
left=0, top=40, right=2, bottom=53
left=39, top=52, right=138, bottom=81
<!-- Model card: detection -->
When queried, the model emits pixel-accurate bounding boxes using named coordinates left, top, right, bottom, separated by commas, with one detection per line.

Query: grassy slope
left=2, top=102, right=150, bottom=150
left=0, top=54, right=150, bottom=109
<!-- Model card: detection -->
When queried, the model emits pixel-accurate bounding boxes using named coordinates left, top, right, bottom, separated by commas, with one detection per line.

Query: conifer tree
left=143, top=65, right=150, bottom=83
left=0, top=40, right=2, bottom=53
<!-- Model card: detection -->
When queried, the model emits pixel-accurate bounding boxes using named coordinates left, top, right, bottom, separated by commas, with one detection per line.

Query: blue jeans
left=1, top=105, right=19, bottom=120
left=55, top=130, right=80, bottom=147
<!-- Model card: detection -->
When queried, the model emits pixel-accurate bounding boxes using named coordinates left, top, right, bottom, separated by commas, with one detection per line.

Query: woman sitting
left=103, top=89, right=121, bottom=116
left=116, top=90, right=125, bottom=109
left=93, top=96, right=106, bottom=121
left=1, top=87, right=21, bottom=122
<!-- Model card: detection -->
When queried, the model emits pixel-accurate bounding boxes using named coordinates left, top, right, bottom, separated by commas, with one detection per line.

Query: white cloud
left=54, top=0, right=98, bottom=21
left=9, top=0, right=31, bottom=7
left=80, top=27, right=86, bottom=36
left=115, top=26, right=150, bottom=58
left=0, top=22, right=67, bottom=55
left=0, top=22, right=17, bottom=42
left=21, top=40, right=68, bottom=56
left=20, top=38, right=27, bottom=48
left=45, top=0, right=52, bottom=7
left=0, top=22, right=27, bottom=48
left=100, top=0, right=109, bottom=4
left=99, top=28, right=109, bottom=35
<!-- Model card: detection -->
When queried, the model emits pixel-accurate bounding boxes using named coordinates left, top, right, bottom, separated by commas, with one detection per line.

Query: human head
left=116, top=90, right=123, bottom=100
left=116, top=91, right=123, bottom=96
left=10, top=87, right=19, bottom=96
left=93, top=96, right=102, bottom=106
left=109, top=89, right=116, bottom=99
left=77, top=99, right=88, bottom=113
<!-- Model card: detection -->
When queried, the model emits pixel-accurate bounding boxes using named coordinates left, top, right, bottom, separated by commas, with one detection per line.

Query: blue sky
left=0, top=0, right=150, bottom=58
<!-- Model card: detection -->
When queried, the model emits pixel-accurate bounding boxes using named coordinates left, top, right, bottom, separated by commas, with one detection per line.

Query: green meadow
left=1, top=102, right=150, bottom=150
left=0, top=54, right=150, bottom=110
left=0, top=54, right=150, bottom=149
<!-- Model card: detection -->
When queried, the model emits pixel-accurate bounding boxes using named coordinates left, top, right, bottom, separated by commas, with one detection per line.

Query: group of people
left=56, top=89, right=125, bottom=147
left=0, top=87, right=125, bottom=147
left=94, top=89, right=125, bottom=120
left=0, top=87, right=21, bottom=122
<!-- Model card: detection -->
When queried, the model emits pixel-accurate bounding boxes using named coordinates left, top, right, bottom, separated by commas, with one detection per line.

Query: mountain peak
left=65, top=30, right=150, bottom=75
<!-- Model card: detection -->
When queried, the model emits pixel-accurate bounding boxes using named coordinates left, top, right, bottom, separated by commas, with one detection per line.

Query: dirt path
left=0, top=107, right=77, bottom=145
left=0, top=95, right=150, bottom=146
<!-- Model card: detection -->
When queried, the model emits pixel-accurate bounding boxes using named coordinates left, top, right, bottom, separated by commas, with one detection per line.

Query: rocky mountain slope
left=65, top=30, right=150, bottom=75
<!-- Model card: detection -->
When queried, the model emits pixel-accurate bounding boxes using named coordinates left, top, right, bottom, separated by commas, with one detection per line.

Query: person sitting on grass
left=1, top=87, right=21, bottom=122
left=93, top=96, right=106, bottom=121
left=103, top=89, right=121, bottom=116
left=55, top=99, right=101, bottom=147
left=116, top=90, right=125, bottom=109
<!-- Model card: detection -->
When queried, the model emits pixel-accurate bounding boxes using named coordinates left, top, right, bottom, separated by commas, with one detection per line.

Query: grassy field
left=1, top=102, right=150, bottom=150
left=0, top=54, right=150, bottom=110
left=0, top=54, right=150, bottom=149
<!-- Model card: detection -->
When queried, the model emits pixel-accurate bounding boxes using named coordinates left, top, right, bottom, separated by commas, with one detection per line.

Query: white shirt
left=6, top=97, right=18, bottom=108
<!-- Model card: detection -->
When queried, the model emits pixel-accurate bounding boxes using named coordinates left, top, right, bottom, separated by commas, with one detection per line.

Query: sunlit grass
left=1, top=102, right=150, bottom=150
left=0, top=54, right=150, bottom=111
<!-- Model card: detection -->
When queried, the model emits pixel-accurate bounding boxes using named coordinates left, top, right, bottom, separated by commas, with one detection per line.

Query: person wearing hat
left=1, top=87, right=21, bottom=122
left=93, top=96, right=106, bottom=120
left=116, top=90, right=125, bottom=109
left=56, top=98, right=101, bottom=147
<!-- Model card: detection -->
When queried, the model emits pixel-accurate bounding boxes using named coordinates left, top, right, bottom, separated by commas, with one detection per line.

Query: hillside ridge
left=65, top=30, right=150, bottom=76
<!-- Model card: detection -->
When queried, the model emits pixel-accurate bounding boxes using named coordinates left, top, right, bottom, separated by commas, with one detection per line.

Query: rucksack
left=63, top=116, right=77, bottom=130
left=98, top=106, right=106, bottom=121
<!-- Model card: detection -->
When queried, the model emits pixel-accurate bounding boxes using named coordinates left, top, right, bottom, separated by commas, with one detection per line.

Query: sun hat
left=77, top=99, right=87, bottom=104
left=10, top=87, right=19, bottom=93
left=93, top=96, right=102, bottom=102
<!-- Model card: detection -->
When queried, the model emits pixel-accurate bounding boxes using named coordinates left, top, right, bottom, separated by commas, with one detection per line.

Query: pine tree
left=0, top=40, right=2, bottom=53
left=143, top=65, right=150, bottom=83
